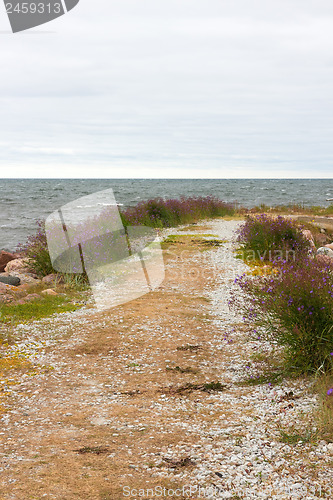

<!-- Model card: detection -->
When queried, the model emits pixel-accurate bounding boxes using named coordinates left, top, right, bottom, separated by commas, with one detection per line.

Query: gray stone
left=0, top=275, right=20, bottom=286
left=317, top=247, right=333, bottom=258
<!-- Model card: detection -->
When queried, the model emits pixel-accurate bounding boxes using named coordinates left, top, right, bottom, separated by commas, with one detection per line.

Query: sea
left=1, top=178, right=333, bottom=251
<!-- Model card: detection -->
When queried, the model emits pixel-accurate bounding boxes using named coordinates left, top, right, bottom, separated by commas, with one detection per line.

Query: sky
left=0, top=0, right=333, bottom=178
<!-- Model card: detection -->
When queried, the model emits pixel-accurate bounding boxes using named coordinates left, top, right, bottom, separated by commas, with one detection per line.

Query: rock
left=302, top=229, right=314, bottom=242
left=14, top=284, right=32, bottom=293
left=314, top=233, right=329, bottom=246
left=0, top=251, right=18, bottom=272
left=0, top=275, right=20, bottom=286
left=14, top=293, right=41, bottom=305
left=0, top=294, right=15, bottom=304
left=327, top=443, right=333, bottom=456
left=317, top=247, right=333, bottom=258
left=42, top=273, right=64, bottom=285
left=13, top=273, right=40, bottom=286
left=25, top=293, right=41, bottom=301
left=4, top=258, right=31, bottom=274
left=0, top=281, right=10, bottom=292
left=325, top=243, right=333, bottom=250
left=301, top=230, right=316, bottom=249
left=90, top=417, right=110, bottom=426
left=41, top=289, right=58, bottom=296
left=316, top=255, right=333, bottom=267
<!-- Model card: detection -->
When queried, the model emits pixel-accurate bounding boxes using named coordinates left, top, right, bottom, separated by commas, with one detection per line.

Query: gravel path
left=0, top=219, right=332, bottom=499
left=160, top=219, right=332, bottom=499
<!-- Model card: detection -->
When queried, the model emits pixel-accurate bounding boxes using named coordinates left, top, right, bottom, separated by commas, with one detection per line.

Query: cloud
left=0, top=0, right=333, bottom=177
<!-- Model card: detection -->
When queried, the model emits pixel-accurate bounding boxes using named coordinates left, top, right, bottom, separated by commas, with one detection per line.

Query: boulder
left=4, top=258, right=31, bottom=274
left=0, top=251, right=18, bottom=272
left=24, top=293, right=41, bottom=302
left=317, top=255, right=333, bottom=267
left=325, top=243, right=333, bottom=250
left=42, top=273, right=64, bottom=285
left=314, top=233, right=330, bottom=246
left=13, top=273, right=40, bottom=286
left=0, top=281, right=16, bottom=303
left=302, top=229, right=314, bottom=242
left=0, top=275, right=20, bottom=286
left=317, top=247, right=333, bottom=258
left=41, top=289, right=58, bottom=296
left=301, top=230, right=316, bottom=250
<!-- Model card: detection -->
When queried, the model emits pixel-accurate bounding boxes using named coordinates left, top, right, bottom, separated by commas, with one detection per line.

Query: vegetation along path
left=0, top=219, right=332, bottom=499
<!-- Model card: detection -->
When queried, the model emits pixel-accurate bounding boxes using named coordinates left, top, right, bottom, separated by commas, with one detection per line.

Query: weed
left=74, top=446, right=110, bottom=455
left=313, top=372, right=333, bottom=442
left=278, top=425, right=318, bottom=445
left=176, top=344, right=202, bottom=351
left=162, top=456, right=195, bottom=468
left=166, top=381, right=227, bottom=394
left=237, top=370, right=285, bottom=386
left=166, top=365, right=198, bottom=374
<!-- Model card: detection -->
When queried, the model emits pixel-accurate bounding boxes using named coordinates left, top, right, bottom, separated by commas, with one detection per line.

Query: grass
left=0, top=294, right=80, bottom=324
left=0, top=352, right=33, bottom=376
left=163, top=234, right=226, bottom=249
left=313, top=372, right=333, bottom=442
left=237, top=369, right=286, bottom=386
left=166, top=381, right=227, bottom=394
left=278, top=424, right=319, bottom=445
left=250, top=203, right=333, bottom=216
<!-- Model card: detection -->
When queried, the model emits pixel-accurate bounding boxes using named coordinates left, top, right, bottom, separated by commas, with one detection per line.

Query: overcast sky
left=0, top=0, right=333, bottom=178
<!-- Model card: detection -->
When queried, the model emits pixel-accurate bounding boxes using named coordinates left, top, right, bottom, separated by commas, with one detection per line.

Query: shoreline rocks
left=0, top=250, right=20, bottom=272
left=0, top=275, right=21, bottom=286
left=5, top=257, right=34, bottom=275
left=0, top=264, right=64, bottom=306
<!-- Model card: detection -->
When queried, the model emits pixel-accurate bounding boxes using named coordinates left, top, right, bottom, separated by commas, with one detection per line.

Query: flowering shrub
left=19, top=196, right=235, bottom=277
left=237, top=214, right=311, bottom=263
left=233, top=257, right=333, bottom=373
left=121, top=196, right=235, bottom=228
left=18, top=220, right=55, bottom=277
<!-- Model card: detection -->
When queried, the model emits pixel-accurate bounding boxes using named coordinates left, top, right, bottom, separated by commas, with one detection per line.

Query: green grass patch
left=164, top=234, right=226, bottom=248
left=237, top=369, right=286, bottom=386
left=0, top=294, right=80, bottom=324
left=278, top=425, right=318, bottom=445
